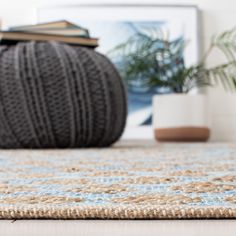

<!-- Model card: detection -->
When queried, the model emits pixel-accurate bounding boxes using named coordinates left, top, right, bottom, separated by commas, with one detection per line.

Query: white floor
left=0, top=220, right=236, bottom=236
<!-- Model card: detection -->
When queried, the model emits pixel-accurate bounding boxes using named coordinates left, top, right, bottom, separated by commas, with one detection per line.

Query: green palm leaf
left=109, top=24, right=236, bottom=93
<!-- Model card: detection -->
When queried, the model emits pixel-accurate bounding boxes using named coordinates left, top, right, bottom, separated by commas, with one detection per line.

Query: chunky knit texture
left=0, top=41, right=127, bottom=148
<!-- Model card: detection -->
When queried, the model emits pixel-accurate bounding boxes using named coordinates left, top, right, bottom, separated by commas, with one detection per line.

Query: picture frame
left=38, top=4, right=200, bottom=139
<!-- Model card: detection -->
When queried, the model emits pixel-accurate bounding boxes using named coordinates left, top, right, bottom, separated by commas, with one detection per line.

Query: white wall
left=0, top=0, right=236, bottom=141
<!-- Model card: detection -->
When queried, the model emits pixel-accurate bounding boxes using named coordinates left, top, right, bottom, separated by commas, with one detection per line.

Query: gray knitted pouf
left=0, top=41, right=127, bottom=148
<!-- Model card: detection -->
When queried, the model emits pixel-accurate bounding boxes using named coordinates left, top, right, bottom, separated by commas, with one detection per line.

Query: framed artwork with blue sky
left=38, top=4, right=200, bottom=138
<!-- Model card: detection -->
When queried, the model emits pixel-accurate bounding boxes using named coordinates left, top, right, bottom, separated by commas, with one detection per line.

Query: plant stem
left=200, top=43, right=214, bottom=65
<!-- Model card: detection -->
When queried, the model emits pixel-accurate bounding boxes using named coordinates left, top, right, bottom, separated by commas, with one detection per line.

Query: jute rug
left=0, top=141, right=236, bottom=219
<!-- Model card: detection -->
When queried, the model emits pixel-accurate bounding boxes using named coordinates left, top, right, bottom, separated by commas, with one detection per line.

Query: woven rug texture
left=0, top=143, right=236, bottom=219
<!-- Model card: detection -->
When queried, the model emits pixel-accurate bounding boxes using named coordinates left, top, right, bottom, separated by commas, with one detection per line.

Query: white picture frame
left=38, top=4, right=200, bottom=139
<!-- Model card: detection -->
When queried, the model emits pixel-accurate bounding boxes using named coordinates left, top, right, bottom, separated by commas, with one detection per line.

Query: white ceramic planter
left=153, top=94, right=210, bottom=142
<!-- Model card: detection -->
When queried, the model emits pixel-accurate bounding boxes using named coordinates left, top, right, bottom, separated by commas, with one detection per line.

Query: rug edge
left=0, top=205, right=236, bottom=219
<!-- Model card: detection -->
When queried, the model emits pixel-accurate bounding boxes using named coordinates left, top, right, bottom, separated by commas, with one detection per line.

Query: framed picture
left=38, top=4, right=200, bottom=138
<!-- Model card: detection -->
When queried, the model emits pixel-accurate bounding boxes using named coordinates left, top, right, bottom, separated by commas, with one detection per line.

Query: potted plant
left=110, top=26, right=236, bottom=141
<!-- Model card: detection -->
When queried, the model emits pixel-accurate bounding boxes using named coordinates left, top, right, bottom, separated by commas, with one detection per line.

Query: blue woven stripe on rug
left=0, top=142, right=235, bottom=219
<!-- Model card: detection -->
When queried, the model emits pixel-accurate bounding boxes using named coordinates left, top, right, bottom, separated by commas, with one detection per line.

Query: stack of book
left=0, top=20, right=98, bottom=48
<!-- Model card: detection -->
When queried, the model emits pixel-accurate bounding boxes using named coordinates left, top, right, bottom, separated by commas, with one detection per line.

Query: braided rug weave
left=0, top=142, right=236, bottom=219
left=0, top=41, right=127, bottom=148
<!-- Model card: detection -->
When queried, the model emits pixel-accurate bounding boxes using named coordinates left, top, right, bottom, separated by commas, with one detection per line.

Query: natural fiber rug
left=0, top=141, right=236, bottom=219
